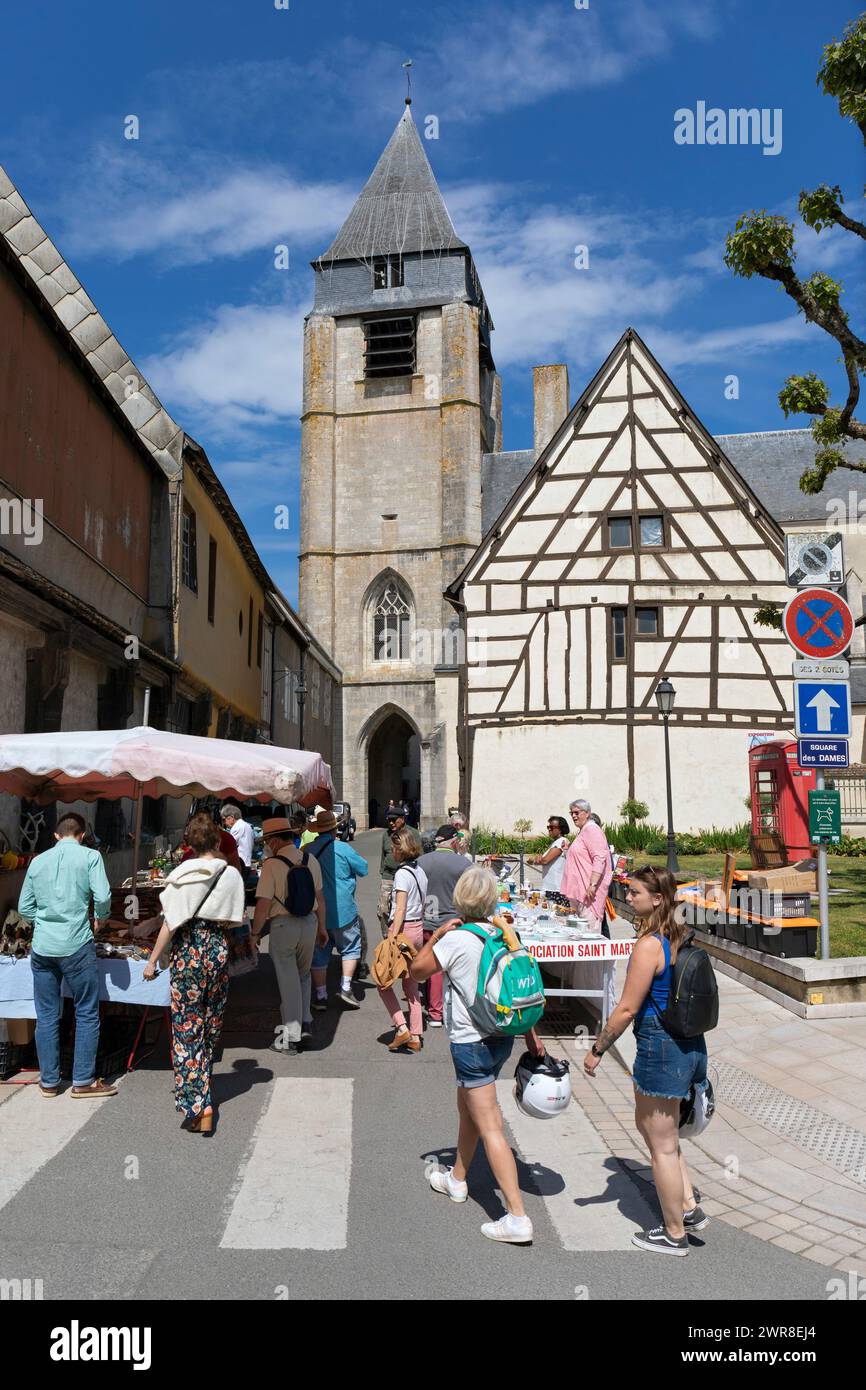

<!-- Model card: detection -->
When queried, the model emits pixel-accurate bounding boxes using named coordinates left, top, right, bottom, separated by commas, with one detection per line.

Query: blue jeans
left=31, top=940, right=100, bottom=1087
left=450, top=1036, right=514, bottom=1089
left=632, top=1012, right=707, bottom=1100
left=312, top=915, right=362, bottom=969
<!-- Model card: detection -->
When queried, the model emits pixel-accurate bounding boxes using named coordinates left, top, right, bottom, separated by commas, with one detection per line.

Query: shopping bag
left=226, top=924, right=258, bottom=977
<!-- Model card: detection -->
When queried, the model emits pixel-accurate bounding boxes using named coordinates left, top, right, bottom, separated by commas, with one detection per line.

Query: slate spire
left=316, top=106, right=467, bottom=262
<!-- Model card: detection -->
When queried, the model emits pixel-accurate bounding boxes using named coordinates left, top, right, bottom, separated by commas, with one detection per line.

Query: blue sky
left=2, top=0, right=864, bottom=604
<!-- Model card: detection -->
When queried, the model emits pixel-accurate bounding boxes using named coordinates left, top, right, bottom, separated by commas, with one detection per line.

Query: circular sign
left=783, top=587, right=854, bottom=659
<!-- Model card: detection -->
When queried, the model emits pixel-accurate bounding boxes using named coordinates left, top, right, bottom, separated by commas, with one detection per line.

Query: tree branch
left=763, top=261, right=866, bottom=367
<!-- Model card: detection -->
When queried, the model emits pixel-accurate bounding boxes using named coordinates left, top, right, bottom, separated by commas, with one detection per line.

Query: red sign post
left=782, top=588, right=854, bottom=661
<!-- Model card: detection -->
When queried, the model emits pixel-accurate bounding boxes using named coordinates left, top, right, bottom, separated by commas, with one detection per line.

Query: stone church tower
left=299, top=102, right=501, bottom=826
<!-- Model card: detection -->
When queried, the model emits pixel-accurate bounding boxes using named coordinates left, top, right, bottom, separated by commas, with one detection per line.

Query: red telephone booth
left=749, top=739, right=816, bottom=860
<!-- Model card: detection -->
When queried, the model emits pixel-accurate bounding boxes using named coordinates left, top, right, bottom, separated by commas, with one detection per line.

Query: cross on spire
left=402, top=58, right=413, bottom=106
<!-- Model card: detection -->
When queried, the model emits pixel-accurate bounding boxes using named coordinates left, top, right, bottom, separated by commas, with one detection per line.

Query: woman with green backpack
left=583, top=865, right=715, bottom=1257
left=411, top=864, right=544, bottom=1245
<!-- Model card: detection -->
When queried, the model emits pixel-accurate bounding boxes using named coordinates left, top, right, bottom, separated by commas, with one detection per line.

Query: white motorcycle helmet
left=679, top=1076, right=715, bottom=1138
left=513, top=1051, right=572, bottom=1120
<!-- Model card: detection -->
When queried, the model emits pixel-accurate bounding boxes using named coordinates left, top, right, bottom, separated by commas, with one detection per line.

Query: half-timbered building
left=446, top=328, right=801, bottom=831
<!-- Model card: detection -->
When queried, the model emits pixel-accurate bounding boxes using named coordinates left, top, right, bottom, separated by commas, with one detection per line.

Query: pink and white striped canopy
left=0, top=726, right=334, bottom=807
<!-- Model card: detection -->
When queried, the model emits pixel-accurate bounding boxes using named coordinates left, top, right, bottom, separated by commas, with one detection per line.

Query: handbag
left=227, top=923, right=258, bottom=977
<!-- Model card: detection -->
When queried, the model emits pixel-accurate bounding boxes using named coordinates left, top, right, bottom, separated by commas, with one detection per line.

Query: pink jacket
left=561, top=822, right=612, bottom=920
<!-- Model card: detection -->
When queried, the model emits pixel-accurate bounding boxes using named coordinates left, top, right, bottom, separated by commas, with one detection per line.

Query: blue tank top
left=636, top=935, right=671, bottom=1020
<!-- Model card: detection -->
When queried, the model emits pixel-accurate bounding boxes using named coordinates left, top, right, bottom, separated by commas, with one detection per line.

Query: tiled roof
left=0, top=162, right=183, bottom=479
left=315, top=105, right=467, bottom=263
left=716, top=430, right=866, bottom=524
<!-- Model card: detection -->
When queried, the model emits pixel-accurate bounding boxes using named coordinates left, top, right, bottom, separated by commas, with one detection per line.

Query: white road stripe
left=0, top=1084, right=119, bottom=1214
left=220, top=1077, right=353, bottom=1250
left=497, top=1082, right=656, bottom=1250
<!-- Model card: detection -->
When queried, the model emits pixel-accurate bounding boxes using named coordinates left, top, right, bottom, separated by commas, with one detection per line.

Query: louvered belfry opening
left=363, top=314, right=416, bottom=378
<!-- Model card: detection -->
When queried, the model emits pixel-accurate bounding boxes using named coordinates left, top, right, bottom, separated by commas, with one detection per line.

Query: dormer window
left=372, top=255, right=404, bottom=289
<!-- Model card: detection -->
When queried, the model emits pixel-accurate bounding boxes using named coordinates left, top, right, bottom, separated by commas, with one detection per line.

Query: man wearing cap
left=416, top=826, right=472, bottom=1028
left=377, top=805, right=405, bottom=938
left=252, top=818, right=327, bottom=1053
left=307, top=809, right=369, bottom=1010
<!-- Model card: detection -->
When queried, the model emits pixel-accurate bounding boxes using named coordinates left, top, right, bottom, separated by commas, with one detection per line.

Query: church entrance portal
left=367, top=712, right=420, bottom=827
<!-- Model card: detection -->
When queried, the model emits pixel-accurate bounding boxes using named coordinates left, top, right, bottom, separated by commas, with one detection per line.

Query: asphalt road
left=0, top=831, right=837, bottom=1301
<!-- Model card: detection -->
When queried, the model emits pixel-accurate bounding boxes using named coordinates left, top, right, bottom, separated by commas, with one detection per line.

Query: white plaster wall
left=469, top=719, right=761, bottom=835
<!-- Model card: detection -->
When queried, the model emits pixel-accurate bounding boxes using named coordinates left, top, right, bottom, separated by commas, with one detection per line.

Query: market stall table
left=0, top=951, right=171, bottom=1079
left=510, top=903, right=634, bottom=1028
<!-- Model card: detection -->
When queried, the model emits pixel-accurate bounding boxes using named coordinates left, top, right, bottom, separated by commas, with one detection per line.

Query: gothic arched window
left=373, top=580, right=411, bottom=662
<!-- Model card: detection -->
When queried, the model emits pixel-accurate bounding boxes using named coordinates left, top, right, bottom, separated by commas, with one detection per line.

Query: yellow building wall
left=178, top=471, right=266, bottom=728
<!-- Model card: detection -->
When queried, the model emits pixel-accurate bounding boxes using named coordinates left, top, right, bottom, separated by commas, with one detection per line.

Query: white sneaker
left=481, top=1213, right=533, bottom=1244
left=428, top=1165, right=468, bottom=1203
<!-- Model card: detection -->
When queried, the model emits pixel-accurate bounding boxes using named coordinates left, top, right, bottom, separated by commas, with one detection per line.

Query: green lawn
left=640, top=853, right=866, bottom=959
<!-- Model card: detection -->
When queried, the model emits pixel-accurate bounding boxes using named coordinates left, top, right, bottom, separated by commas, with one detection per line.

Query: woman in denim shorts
left=411, top=865, right=533, bottom=1246
left=584, top=866, right=708, bottom=1258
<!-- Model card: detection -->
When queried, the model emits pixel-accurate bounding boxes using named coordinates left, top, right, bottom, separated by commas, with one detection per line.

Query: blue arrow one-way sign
left=794, top=679, right=852, bottom=738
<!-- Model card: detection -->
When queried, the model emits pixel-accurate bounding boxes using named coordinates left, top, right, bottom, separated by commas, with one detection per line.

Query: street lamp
left=654, top=675, right=679, bottom=875
left=273, top=669, right=308, bottom=750
left=295, top=673, right=307, bottom=751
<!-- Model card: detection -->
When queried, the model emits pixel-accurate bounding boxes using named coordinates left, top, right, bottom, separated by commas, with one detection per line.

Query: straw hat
left=313, top=809, right=338, bottom=833
left=261, top=817, right=293, bottom=840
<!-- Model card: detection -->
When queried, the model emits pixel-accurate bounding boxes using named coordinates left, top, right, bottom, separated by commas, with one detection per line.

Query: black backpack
left=273, top=851, right=317, bottom=918
left=651, top=931, right=719, bottom=1038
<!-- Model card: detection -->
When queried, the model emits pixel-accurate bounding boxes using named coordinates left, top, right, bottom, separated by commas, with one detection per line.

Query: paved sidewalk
left=549, top=945, right=866, bottom=1278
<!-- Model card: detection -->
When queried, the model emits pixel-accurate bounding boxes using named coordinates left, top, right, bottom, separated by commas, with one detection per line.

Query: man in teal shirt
left=307, top=808, right=369, bottom=1009
left=18, top=812, right=116, bottom=1098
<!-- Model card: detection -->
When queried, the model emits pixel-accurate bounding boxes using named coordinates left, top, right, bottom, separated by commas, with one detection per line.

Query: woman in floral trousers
left=169, top=922, right=230, bottom=1122
left=144, top=812, right=245, bottom=1134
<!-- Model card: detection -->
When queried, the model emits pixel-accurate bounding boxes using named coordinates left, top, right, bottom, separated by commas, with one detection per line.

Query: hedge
left=469, top=823, right=866, bottom=858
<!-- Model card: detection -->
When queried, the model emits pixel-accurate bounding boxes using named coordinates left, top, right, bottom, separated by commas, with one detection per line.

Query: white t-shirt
left=432, top=925, right=492, bottom=1044
left=390, top=863, right=428, bottom=923
left=230, top=818, right=255, bottom=868
left=541, top=837, right=569, bottom=893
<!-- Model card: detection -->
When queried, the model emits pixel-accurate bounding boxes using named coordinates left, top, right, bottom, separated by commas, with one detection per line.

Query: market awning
left=0, top=727, right=334, bottom=808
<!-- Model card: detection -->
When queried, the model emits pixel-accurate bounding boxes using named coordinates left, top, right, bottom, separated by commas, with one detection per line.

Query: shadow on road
left=420, top=1144, right=566, bottom=1220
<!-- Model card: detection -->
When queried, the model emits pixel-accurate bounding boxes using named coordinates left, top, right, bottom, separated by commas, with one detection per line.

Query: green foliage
left=724, top=211, right=795, bottom=278
left=513, top=818, right=533, bottom=840
left=799, top=183, right=845, bottom=230
left=812, top=407, right=846, bottom=445
left=803, top=271, right=845, bottom=316
left=800, top=450, right=844, bottom=493
left=754, top=603, right=783, bottom=631
left=619, top=797, right=650, bottom=824
left=818, top=15, right=866, bottom=134
left=779, top=372, right=831, bottom=418
left=605, top=820, right=751, bottom=856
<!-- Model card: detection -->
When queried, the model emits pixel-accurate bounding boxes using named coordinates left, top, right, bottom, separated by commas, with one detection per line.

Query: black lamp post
left=295, top=673, right=307, bottom=751
left=655, top=675, right=679, bottom=875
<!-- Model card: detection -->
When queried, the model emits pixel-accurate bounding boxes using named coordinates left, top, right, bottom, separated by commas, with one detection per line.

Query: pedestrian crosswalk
left=0, top=1081, right=121, bottom=1217
left=220, top=1078, right=354, bottom=1250
left=0, top=1072, right=656, bottom=1254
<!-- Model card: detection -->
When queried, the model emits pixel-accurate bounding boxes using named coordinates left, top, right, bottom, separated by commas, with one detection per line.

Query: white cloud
left=142, top=297, right=306, bottom=435
left=643, top=315, right=812, bottom=372
left=59, top=153, right=354, bottom=266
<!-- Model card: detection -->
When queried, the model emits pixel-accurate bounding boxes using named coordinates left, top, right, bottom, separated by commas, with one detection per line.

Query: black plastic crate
left=756, top=925, right=818, bottom=959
